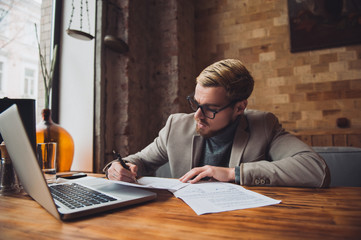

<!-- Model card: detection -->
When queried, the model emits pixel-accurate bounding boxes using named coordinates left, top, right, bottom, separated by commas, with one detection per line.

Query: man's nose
left=194, top=107, right=205, bottom=119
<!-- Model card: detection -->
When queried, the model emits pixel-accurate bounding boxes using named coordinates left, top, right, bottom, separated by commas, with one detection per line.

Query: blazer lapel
left=229, top=115, right=249, bottom=167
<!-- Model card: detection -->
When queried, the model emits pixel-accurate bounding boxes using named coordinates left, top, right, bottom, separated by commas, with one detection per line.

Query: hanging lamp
left=66, top=0, right=94, bottom=41
left=102, top=1, right=129, bottom=53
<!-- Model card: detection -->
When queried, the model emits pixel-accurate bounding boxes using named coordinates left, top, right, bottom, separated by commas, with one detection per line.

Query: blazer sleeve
left=121, top=115, right=174, bottom=177
left=240, top=112, right=330, bottom=188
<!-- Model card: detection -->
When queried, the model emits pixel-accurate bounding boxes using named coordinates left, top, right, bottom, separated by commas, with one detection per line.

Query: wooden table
left=1, top=182, right=361, bottom=240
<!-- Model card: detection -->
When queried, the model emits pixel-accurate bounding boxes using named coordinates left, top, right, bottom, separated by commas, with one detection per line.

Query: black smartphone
left=57, top=173, right=87, bottom=179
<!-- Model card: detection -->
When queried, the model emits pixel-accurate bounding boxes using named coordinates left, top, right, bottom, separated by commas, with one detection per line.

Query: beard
left=195, top=118, right=234, bottom=138
left=196, top=119, right=214, bottom=138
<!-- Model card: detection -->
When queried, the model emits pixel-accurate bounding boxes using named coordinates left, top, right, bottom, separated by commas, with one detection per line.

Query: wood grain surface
left=1, top=183, right=361, bottom=240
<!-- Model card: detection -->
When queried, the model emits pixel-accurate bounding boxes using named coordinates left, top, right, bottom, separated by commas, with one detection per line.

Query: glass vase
left=36, top=109, right=74, bottom=172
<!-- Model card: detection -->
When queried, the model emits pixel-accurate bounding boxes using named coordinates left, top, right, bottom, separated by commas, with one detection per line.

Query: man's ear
left=234, top=100, right=247, bottom=115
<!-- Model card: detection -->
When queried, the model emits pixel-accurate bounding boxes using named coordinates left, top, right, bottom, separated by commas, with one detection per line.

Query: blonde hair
left=196, top=59, right=254, bottom=101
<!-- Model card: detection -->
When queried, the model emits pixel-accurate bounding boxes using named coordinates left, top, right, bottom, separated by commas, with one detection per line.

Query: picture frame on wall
left=287, top=0, right=361, bottom=53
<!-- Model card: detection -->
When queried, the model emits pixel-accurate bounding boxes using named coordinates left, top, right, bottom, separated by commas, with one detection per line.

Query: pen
left=112, top=150, right=130, bottom=171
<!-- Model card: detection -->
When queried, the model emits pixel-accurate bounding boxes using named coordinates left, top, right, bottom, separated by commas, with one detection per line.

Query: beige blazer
left=119, top=110, right=330, bottom=187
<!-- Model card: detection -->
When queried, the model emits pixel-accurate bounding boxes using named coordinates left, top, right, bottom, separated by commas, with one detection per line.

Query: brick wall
left=194, top=0, right=361, bottom=132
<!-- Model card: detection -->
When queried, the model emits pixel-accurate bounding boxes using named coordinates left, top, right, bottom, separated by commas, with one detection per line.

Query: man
left=105, top=59, right=330, bottom=187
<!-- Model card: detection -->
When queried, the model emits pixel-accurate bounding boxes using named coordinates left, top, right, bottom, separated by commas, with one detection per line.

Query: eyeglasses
left=186, top=95, right=237, bottom=119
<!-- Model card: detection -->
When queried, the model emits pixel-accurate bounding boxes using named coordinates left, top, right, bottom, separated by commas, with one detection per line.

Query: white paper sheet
left=173, top=182, right=281, bottom=215
left=111, top=177, right=281, bottom=215
left=110, top=177, right=190, bottom=191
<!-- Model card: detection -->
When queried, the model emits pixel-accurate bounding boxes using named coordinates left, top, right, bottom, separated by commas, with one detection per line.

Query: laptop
left=0, top=104, right=156, bottom=220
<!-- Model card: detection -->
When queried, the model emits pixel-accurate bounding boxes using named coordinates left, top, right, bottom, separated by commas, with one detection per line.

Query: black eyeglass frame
left=186, top=94, right=239, bottom=119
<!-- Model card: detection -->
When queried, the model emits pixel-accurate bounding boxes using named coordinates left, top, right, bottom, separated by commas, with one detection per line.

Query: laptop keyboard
left=49, top=183, right=117, bottom=209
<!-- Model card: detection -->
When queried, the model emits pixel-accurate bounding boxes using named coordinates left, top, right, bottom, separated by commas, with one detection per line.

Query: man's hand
left=179, top=165, right=235, bottom=184
left=107, top=161, right=138, bottom=182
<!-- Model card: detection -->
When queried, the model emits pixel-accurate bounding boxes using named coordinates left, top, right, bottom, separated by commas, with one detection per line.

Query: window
left=0, top=0, right=41, bottom=100
left=22, top=21, right=38, bottom=47
left=0, top=58, right=7, bottom=98
left=0, top=6, right=9, bottom=39
left=23, top=67, right=36, bottom=97
left=0, top=62, right=3, bottom=93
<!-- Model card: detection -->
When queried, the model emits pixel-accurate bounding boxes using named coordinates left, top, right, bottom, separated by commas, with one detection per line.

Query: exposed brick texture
left=195, top=0, right=361, bottom=131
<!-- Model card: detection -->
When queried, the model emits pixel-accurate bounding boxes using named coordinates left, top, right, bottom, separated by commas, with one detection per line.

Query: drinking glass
left=37, top=142, right=57, bottom=183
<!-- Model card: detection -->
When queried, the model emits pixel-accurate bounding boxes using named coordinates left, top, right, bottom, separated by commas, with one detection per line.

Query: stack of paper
left=111, top=177, right=281, bottom=215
